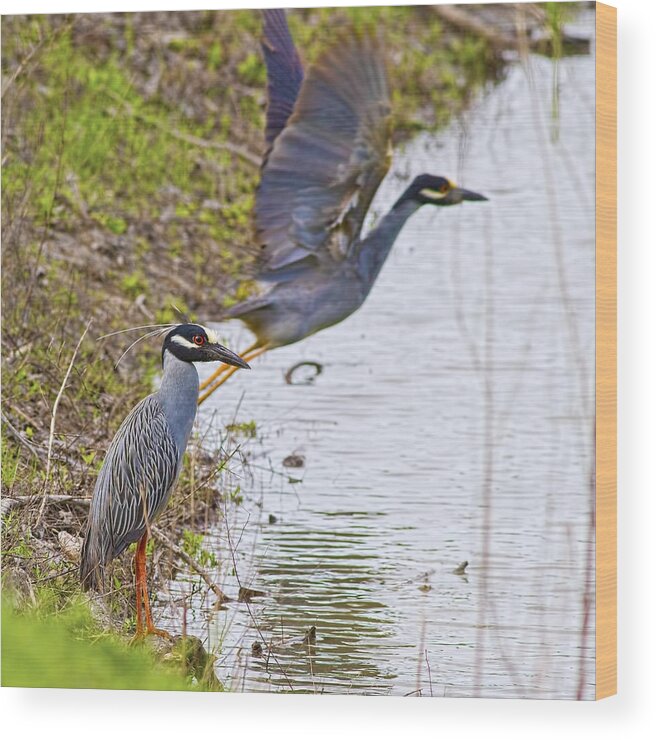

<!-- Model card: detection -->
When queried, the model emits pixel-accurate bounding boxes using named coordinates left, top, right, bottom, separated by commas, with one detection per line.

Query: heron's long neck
left=356, top=199, right=421, bottom=285
left=157, top=351, right=199, bottom=453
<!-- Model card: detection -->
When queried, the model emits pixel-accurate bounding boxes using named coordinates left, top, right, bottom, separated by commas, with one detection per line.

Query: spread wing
left=255, top=31, right=392, bottom=275
left=80, top=395, right=180, bottom=588
left=261, top=9, right=304, bottom=153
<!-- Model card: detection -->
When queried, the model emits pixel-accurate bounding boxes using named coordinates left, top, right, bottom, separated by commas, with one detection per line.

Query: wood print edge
left=595, top=1, right=617, bottom=701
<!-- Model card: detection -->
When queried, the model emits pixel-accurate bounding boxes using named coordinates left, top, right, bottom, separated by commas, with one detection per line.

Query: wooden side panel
left=595, top=1, right=617, bottom=701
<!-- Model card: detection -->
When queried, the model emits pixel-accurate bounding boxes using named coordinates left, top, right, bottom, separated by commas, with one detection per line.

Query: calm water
left=161, top=17, right=596, bottom=699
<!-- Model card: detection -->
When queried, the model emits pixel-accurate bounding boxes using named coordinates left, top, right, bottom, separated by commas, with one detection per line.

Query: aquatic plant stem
left=37, top=320, right=91, bottom=526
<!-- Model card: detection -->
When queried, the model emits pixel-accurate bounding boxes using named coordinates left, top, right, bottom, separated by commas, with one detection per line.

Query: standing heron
left=80, top=324, right=249, bottom=638
left=198, top=10, right=487, bottom=403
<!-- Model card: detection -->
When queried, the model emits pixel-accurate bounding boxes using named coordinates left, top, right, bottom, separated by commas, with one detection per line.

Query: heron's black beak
left=453, top=187, right=488, bottom=202
left=209, top=344, right=250, bottom=369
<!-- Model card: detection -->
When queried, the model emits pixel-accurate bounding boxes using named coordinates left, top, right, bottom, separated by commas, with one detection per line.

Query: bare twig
left=425, top=649, right=434, bottom=697
left=576, top=449, right=596, bottom=700
left=37, top=320, right=91, bottom=525
left=520, top=23, right=595, bottom=699
left=1, top=412, right=43, bottom=460
left=1, top=411, right=78, bottom=467
left=105, top=90, right=261, bottom=167
left=151, top=526, right=230, bottom=605
left=35, top=566, right=79, bottom=584
left=474, top=212, right=495, bottom=694
left=1, top=31, right=50, bottom=99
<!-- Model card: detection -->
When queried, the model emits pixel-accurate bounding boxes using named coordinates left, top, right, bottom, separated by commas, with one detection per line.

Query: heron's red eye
left=439, top=182, right=450, bottom=194
left=193, top=335, right=205, bottom=346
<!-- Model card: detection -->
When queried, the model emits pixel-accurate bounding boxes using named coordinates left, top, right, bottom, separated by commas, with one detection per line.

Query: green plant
left=182, top=530, right=217, bottom=568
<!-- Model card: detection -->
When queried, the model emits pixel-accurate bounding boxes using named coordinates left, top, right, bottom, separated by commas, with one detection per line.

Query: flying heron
left=80, top=324, right=249, bottom=638
left=198, top=10, right=486, bottom=403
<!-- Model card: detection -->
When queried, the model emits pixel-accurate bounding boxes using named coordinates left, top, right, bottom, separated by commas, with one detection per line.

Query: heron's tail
left=79, top=529, right=105, bottom=592
left=224, top=295, right=273, bottom=320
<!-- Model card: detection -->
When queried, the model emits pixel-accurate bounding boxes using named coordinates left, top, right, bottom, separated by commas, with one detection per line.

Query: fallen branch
left=433, top=4, right=517, bottom=49
left=151, top=526, right=230, bottom=605
left=433, top=4, right=590, bottom=58
left=2, top=494, right=90, bottom=520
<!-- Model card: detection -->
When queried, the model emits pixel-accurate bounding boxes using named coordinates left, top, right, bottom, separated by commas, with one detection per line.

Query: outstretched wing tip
left=261, top=7, right=304, bottom=150
left=256, top=26, right=392, bottom=274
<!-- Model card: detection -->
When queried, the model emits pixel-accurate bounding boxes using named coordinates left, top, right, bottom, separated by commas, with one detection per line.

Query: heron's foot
left=131, top=623, right=174, bottom=643
left=131, top=627, right=174, bottom=644
left=145, top=624, right=175, bottom=641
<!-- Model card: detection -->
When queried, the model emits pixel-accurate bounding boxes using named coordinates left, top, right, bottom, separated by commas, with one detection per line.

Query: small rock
left=238, top=586, right=266, bottom=603
left=87, top=598, right=115, bottom=632
left=58, top=509, right=74, bottom=525
left=419, top=583, right=432, bottom=593
left=58, top=530, right=82, bottom=564
left=268, top=513, right=278, bottom=524
left=144, top=632, right=176, bottom=653
left=171, top=636, right=223, bottom=690
left=282, top=453, right=305, bottom=468
left=1, top=498, right=20, bottom=518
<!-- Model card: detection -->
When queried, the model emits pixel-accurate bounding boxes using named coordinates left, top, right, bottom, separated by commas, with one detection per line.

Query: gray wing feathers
left=80, top=395, right=180, bottom=590
left=255, top=33, right=391, bottom=274
left=261, top=9, right=304, bottom=152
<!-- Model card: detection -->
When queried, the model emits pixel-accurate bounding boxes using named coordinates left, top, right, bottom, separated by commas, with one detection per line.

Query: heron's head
left=400, top=174, right=488, bottom=207
left=162, top=324, right=250, bottom=368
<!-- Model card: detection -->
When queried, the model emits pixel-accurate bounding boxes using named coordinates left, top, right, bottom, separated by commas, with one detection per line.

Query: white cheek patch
left=170, top=335, right=196, bottom=350
left=419, top=188, right=447, bottom=200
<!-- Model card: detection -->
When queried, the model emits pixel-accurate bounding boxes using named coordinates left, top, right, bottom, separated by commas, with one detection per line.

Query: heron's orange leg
left=133, top=534, right=147, bottom=638
left=198, top=340, right=260, bottom=392
left=133, top=533, right=173, bottom=641
left=198, top=344, right=271, bottom=405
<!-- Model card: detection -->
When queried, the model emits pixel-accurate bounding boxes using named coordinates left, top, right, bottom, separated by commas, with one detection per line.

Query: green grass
left=1, top=598, right=207, bottom=691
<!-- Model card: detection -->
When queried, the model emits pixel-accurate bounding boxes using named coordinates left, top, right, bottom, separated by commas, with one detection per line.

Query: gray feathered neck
left=356, top=198, right=422, bottom=285
left=156, top=350, right=199, bottom=453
